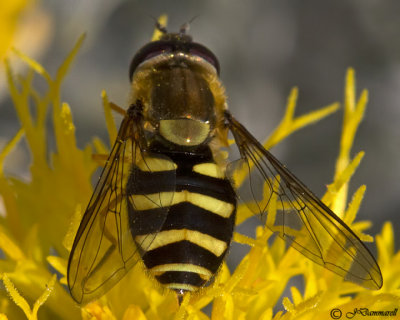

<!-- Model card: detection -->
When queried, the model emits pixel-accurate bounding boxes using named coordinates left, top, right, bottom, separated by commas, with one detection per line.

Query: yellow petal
left=46, top=256, right=67, bottom=277
left=122, top=305, right=147, bottom=320
left=101, top=90, right=118, bottom=145
left=12, top=47, right=51, bottom=83
left=151, top=15, right=168, bottom=41
left=343, top=185, right=366, bottom=225
left=0, top=128, right=24, bottom=176
left=0, top=226, right=24, bottom=260
left=31, top=274, right=57, bottom=318
left=62, top=204, right=82, bottom=252
left=1, top=274, right=31, bottom=319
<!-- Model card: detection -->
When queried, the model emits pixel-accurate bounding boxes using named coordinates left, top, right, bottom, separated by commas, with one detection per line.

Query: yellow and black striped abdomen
left=127, top=146, right=236, bottom=293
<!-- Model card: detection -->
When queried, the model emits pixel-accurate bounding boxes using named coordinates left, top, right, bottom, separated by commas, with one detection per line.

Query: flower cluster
left=0, top=24, right=399, bottom=320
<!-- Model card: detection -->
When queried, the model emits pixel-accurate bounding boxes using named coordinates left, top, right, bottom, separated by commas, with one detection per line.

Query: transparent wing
left=67, top=111, right=176, bottom=304
left=225, top=112, right=382, bottom=290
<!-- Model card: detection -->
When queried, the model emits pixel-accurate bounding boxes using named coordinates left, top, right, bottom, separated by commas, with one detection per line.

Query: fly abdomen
left=127, top=146, right=236, bottom=293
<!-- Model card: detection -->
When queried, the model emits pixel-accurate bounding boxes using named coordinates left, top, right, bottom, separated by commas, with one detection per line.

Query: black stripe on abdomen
left=129, top=169, right=235, bottom=203
left=142, top=240, right=224, bottom=273
left=130, top=202, right=234, bottom=241
left=156, top=271, right=204, bottom=286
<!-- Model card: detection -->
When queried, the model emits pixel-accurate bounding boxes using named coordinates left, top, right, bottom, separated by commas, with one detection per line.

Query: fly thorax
left=132, top=59, right=219, bottom=148
left=149, top=66, right=216, bottom=147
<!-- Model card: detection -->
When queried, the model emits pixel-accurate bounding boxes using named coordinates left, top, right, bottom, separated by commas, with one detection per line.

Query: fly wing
left=67, top=110, right=176, bottom=304
left=225, top=112, right=382, bottom=290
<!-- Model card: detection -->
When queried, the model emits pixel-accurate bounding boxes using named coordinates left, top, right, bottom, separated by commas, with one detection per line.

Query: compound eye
left=129, top=42, right=172, bottom=80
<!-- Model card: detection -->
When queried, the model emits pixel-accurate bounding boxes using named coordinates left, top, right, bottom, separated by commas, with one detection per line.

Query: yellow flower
left=0, top=0, right=52, bottom=99
left=1, top=26, right=399, bottom=319
left=0, top=0, right=31, bottom=60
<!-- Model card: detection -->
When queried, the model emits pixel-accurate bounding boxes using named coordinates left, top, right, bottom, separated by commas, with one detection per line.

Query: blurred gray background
left=1, top=0, right=399, bottom=267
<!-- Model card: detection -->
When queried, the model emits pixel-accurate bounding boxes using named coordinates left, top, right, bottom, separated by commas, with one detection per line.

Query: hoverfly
left=67, top=23, right=383, bottom=304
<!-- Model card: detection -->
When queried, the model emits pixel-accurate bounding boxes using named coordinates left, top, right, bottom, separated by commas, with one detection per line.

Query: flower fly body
left=67, top=23, right=382, bottom=305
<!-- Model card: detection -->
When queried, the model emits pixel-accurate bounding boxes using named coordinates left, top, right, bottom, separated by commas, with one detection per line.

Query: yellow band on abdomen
left=136, top=229, right=227, bottom=257
left=193, top=163, right=225, bottom=178
left=150, top=263, right=213, bottom=279
left=130, top=190, right=234, bottom=218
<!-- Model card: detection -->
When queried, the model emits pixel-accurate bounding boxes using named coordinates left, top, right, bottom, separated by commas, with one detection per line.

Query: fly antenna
left=147, top=14, right=168, bottom=34
left=179, top=15, right=199, bottom=34
left=156, top=21, right=168, bottom=34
